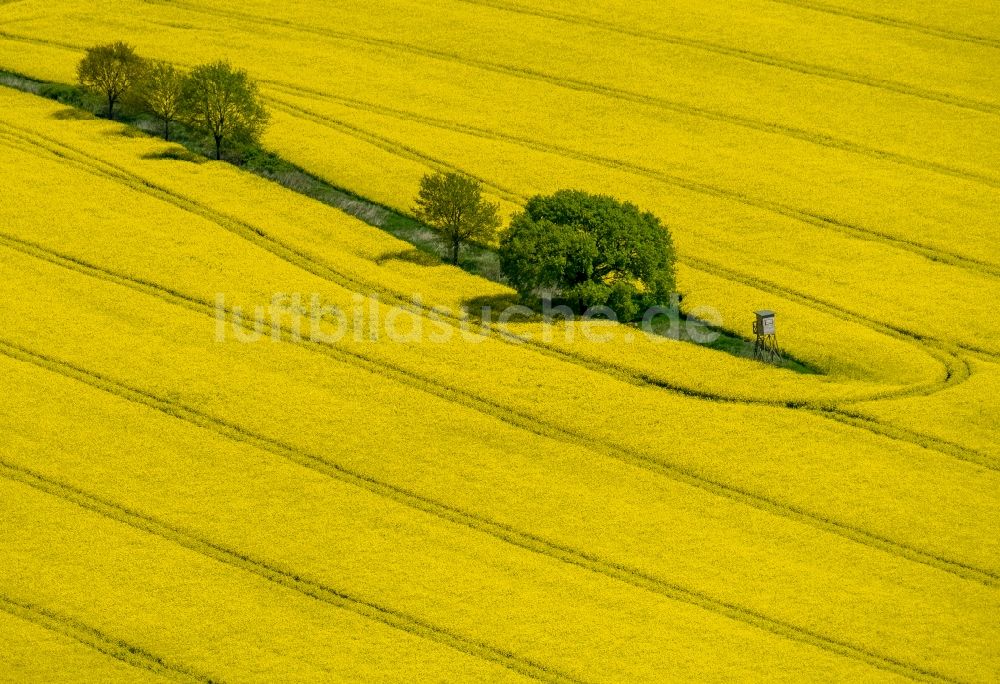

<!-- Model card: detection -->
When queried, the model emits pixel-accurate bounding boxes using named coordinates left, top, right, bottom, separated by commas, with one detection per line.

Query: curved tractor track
left=0, top=121, right=988, bottom=474
left=0, top=121, right=992, bottom=485
left=0, top=342, right=974, bottom=684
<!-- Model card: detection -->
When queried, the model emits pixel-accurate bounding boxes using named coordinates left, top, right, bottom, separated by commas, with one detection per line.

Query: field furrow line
left=0, top=593, right=210, bottom=683
left=7, top=27, right=994, bottom=283
left=7, top=34, right=997, bottom=284
left=1, top=124, right=987, bottom=472
left=965, top=347, right=1000, bottom=365
left=0, top=342, right=973, bottom=684
left=817, top=409, right=999, bottom=471
left=267, top=89, right=1000, bottom=280
left=2, top=230, right=998, bottom=597
left=681, top=255, right=989, bottom=373
left=0, top=28, right=79, bottom=51
left=0, top=123, right=150, bottom=184
left=263, top=104, right=524, bottom=204
left=0, top=461, right=580, bottom=684
left=141, top=0, right=1000, bottom=116
left=10, top=14, right=1000, bottom=203
left=0, top=10, right=994, bottom=683
left=764, top=0, right=1000, bottom=48
left=236, top=104, right=992, bottom=382
left=0, top=121, right=759, bottom=402
left=9, top=20, right=999, bottom=200
left=0, top=199, right=987, bottom=484
left=268, top=77, right=1000, bottom=192
left=449, top=0, right=1000, bottom=114
left=0, top=123, right=979, bottom=459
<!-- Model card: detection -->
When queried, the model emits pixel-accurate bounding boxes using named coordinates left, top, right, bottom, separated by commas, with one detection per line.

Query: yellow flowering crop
left=0, top=0, right=998, bottom=680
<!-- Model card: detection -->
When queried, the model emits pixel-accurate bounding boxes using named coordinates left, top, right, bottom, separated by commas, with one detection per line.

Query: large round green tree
left=499, top=190, right=675, bottom=320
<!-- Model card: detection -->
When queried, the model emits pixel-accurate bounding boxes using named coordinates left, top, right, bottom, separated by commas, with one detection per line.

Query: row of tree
left=414, top=172, right=676, bottom=320
left=75, top=42, right=672, bottom=319
left=77, top=42, right=268, bottom=159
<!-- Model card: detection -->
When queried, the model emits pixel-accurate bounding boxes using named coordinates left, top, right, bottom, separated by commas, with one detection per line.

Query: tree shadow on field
left=376, top=247, right=443, bottom=268
left=104, top=126, right=147, bottom=138
left=461, top=293, right=531, bottom=322
left=51, top=107, right=95, bottom=120
left=142, top=147, right=207, bottom=164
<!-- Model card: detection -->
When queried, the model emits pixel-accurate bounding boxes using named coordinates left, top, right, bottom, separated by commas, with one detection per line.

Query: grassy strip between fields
left=0, top=68, right=812, bottom=371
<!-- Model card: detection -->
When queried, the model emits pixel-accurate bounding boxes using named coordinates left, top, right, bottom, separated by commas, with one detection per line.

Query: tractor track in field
left=136, top=0, right=1000, bottom=116
left=5, top=113, right=995, bottom=486
left=266, top=87, right=1000, bottom=281
left=2, top=227, right=998, bottom=602
left=1, top=122, right=994, bottom=473
left=265, top=79, right=1000, bottom=194
left=0, top=343, right=975, bottom=684
left=680, top=255, right=998, bottom=371
left=4, top=166, right=996, bottom=462
left=0, top=18, right=993, bottom=684
left=816, top=408, right=1000, bottom=469
left=449, top=0, right=1000, bottom=114
left=0, top=461, right=579, bottom=684
left=15, top=23, right=1000, bottom=294
left=6, top=29, right=1000, bottom=281
left=199, top=101, right=999, bottom=387
left=264, top=101, right=523, bottom=205
left=284, top=87, right=1000, bottom=374
left=208, top=0, right=1000, bottom=117
left=6, top=23, right=1000, bottom=204
left=0, top=121, right=959, bottom=407
left=764, top=0, right=1000, bottom=49
left=0, top=592, right=211, bottom=683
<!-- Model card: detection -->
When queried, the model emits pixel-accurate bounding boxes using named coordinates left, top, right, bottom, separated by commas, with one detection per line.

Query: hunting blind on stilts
left=753, top=310, right=782, bottom=365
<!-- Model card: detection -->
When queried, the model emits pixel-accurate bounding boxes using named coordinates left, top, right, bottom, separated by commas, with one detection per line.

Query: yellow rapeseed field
left=0, top=0, right=998, bottom=681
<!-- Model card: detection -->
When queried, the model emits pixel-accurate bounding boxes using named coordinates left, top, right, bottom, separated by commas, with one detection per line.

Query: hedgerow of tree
left=76, top=43, right=674, bottom=323
left=76, top=43, right=268, bottom=160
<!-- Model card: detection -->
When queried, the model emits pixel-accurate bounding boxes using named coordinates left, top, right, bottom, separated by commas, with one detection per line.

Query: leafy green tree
left=414, top=172, right=501, bottom=265
left=496, top=215, right=596, bottom=296
left=138, top=60, right=187, bottom=141
left=499, top=189, right=675, bottom=320
left=76, top=41, right=146, bottom=121
left=182, top=60, right=268, bottom=160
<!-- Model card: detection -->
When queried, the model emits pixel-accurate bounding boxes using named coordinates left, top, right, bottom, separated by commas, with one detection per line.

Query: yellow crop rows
left=0, top=0, right=997, bottom=680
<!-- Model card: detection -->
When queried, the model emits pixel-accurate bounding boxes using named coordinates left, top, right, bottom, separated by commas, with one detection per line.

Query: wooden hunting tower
left=753, top=310, right=782, bottom=364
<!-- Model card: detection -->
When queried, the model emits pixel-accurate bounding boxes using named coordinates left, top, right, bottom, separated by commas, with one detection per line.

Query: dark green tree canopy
left=182, top=60, right=268, bottom=160
left=76, top=41, right=146, bottom=121
left=499, top=190, right=675, bottom=320
left=414, top=171, right=501, bottom=265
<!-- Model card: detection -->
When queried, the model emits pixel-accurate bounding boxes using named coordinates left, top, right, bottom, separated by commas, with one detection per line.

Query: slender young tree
left=182, top=60, right=268, bottom=160
left=413, top=172, right=501, bottom=265
left=138, top=60, right=186, bottom=140
left=76, top=41, right=146, bottom=121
